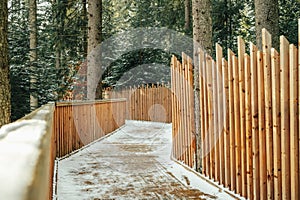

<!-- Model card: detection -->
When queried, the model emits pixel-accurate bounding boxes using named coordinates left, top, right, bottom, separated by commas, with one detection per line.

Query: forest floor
left=55, top=121, right=240, bottom=200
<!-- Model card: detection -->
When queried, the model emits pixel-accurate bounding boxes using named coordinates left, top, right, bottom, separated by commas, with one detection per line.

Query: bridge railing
left=103, top=84, right=172, bottom=123
left=0, top=103, right=55, bottom=200
left=0, top=99, right=126, bottom=200
left=53, top=99, right=126, bottom=157
left=172, top=24, right=300, bottom=200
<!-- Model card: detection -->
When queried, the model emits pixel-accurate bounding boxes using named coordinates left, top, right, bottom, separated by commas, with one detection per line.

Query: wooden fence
left=170, top=54, right=196, bottom=168
left=171, top=25, right=300, bottom=199
left=53, top=99, right=126, bottom=157
left=103, top=84, right=172, bottom=123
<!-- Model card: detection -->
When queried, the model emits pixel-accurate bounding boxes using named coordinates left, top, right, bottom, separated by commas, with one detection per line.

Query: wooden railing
left=0, top=104, right=55, bottom=200
left=53, top=99, right=126, bottom=157
left=0, top=99, right=126, bottom=200
left=103, top=84, right=172, bottom=123
left=172, top=23, right=300, bottom=199
left=170, top=54, right=196, bottom=168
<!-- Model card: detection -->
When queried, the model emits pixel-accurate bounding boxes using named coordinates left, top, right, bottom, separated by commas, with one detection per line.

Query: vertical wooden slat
left=203, top=52, right=210, bottom=177
left=262, top=29, right=274, bottom=200
left=258, top=50, right=267, bottom=200
left=171, top=56, right=176, bottom=159
left=222, top=58, right=230, bottom=188
left=245, top=54, right=253, bottom=200
left=271, top=48, right=281, bottom=200
left=212, top=58, right=220, bottom=182
left=216, top=43, right=223, bottom=184
left=280, top=36, right=290, bottom=200
left=178, top=60, right=184, bottom=161
left=298, top=19, right=300, bottom=200
left=238, top=36, right=247, bottom=197
left=206, top=55, right=214, bottom=179
left=250, top=43, right=260, bottom=199
left=188, top=56, right=195, bottom=168
left=228, top=49, right=236, bottom=191
left=199, top=48, right=206, bottom=175
left=182, top=53, right=188, bottom=165
left=180, top=55, right=186, bottom=163
left=233, top=54, right=241, bottom=194
left=290, top=44, right=299, bottom=200
left=175, top=59, right=179, bottom=160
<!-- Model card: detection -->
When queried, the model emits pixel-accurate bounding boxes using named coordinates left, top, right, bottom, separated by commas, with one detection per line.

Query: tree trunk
left=184, top=0, right=191, bottom=32
left=0, top=0, right=10, bottom=127
left=87, top=0, right=102, bottom=100
left=29, top=0, right=38, bottom=110
left=192, top=0, right=212, bottom=171
left=82, top=0, right=88, bottom=57
left=192, top=0, right=212, bottom=54
left=254, top=0, right=279, bottom=50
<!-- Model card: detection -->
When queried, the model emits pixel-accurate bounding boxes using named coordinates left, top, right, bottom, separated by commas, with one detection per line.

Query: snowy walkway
left=55, top=121, right=239, bottom=200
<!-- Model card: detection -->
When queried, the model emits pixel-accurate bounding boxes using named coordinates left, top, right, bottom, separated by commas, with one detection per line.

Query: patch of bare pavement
left=55, top=121, right=239, bottom=200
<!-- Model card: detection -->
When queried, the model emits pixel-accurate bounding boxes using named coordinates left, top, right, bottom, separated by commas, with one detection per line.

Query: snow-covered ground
left=55, top=120, right=241, bottom=200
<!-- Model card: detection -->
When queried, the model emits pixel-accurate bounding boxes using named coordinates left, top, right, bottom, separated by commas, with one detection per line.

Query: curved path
left=55, top=121, right=239, bottom=200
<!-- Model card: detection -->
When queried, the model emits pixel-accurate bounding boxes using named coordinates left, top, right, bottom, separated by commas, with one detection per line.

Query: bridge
left=1, top=26, right=300, bottom=200
left=0, top=100, right=237, bottom=200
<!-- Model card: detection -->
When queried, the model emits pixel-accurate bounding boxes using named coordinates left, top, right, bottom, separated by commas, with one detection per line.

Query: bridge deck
left=55, top=121, right=238, bottom=200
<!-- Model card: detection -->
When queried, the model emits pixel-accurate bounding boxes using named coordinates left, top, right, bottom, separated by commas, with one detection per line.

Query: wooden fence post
left=228, top=49, right=236, bottom=191
left=245, top=53, right=253, bottom=200
left=271, top=48, right=281, bottom=200
left=289, top=44, right=299, bottom=200
left=238, top=36, right=247, bottom=197
left=280, top=36, right=290, bottom=200
left=262, top=29, right=274, bottom=200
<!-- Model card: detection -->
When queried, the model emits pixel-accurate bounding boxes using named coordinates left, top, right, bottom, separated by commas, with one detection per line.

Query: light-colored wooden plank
left=216, top=43, right=224, bottom=185
left=183, top=53, right=190, bottom=167
left=233, top=54, right=241, bottom=195
left=290, top=44, right=299, bottom=200
left=298, top=20, right=300, bottom=200
left=228, top=49, right=236, bottom=191
left=203, top=52, right=210, bottom=177
left=262, top=29, right=274, bottom=200
left=177, top=60, right=184, bottom=161
left=187, top=56, right=195, bottom=168
left=206, top=55, right=214, bottom=179
left=199, top=48, right=207, bottom=175
left=258, top=50, right=267, bottom=200
left=182, top=53, right=188, bottom=165
left=171, top=56, right=176, bottom=159
left=238, top=36, right=247, bottom=197
left=298, top=19, right=300, bottom=200
left=280, top=36, right=290, bottom=200
left=245, top=53, right=253, bottom=200
left=212, top=57, right=220, bottom=182
left=222, top=57, right=230, bottom=188
left=271, top=48, right=281, bottom=200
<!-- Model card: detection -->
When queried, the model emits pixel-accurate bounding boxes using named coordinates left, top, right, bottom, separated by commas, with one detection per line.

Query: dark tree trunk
left=254, top=0, right=279, bottom=50
left=0, top=0, right=10, bottom=127
left=192, top=0, right=212, bottom=171
left=185, top=0, right=191, bottom=32
left=87, top=0, right=102, bottom=100
left=29, top=0, right=38, bottom=110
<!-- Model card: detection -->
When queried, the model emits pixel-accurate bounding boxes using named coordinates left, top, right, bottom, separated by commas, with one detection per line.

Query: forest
left=0, top=0, right=300, bottom=124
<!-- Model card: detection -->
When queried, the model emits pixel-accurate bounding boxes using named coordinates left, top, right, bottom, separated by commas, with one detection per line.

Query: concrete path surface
left=55, top=121, right=239, bottom=200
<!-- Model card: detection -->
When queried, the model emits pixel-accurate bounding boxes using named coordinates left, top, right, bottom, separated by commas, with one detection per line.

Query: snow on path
left=55, top=121, right=240, bottom=200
